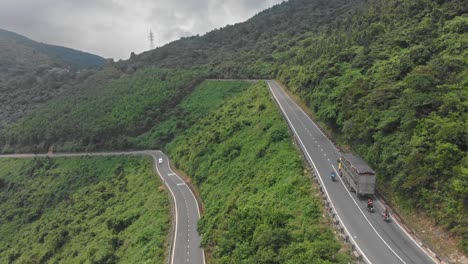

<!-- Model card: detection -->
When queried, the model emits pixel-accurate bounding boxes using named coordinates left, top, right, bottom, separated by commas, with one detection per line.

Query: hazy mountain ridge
left=0, top=28, right=106, bottom=69
left=0, top=28, right=113, bottom=129
left=121, top=0, right=360, bottom=72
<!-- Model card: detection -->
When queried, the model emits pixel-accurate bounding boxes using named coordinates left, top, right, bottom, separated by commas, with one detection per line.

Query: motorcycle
left=382, top=211, right=391, bottom=222
left=367, top=203, right=374, bottom=213
left=330, top=171, right=336, bottom=182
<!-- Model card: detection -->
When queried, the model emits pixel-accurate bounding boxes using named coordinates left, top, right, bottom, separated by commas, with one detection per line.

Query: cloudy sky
left=0, top=0, right=283, bottom=59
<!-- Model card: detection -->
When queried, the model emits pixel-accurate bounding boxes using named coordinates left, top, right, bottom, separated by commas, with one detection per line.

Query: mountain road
left=267, top=80, right=436, bottom=264
left=0, top=150, right=205, bottom=264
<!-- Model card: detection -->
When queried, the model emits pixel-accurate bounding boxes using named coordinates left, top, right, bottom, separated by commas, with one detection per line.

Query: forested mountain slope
left=0, top=29, right=106, bottom=69
left=0, top=28, right=111, bottom=129
left=1, top=68, right=212, bottom=153
left=121, top=0, right=360, bottom=72
left=167, top=82, right=350, bottom=263
left=0, top=156, right=170, bottom=263
left=274, top=0, right=468, bottom=253
left=0, top=81, right=351, bottom=264
left=1, top=0, right=466, bottom=256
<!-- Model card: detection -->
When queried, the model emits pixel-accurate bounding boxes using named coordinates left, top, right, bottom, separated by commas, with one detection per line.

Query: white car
left=158, top=158, right=163, bottom=164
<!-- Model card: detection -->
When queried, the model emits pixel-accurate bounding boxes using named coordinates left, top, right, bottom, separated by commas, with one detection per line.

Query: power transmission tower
left=149, top=30, right=155, bottom=50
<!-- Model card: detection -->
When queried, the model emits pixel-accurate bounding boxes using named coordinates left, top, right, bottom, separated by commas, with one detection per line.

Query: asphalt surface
left=153, top=151, right=205, bottom=264
left=0, top=150, right=205, bottom=264
left=267, top=80, right=435, bottom=264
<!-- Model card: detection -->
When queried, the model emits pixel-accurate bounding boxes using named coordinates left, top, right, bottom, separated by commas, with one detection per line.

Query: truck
left=338, top=154, right=376, bottom=197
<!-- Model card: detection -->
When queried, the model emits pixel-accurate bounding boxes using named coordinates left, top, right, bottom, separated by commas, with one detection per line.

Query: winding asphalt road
left=267, top=80, right=436, bottom=264
left=0, top=150, right=205, bottom=264
left=1, top=80, right=438, bottom=264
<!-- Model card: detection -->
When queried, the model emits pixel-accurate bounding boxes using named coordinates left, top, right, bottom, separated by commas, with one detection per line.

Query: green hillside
left=0, top=28, right=111, bottom=129
left=122, top=0, right=359, bottom=73
left=0, top=156, right=170, bottom=263
left=0, top=29, right=106, bottom=69
left=0, top=80, right=350, bottom=263
left=168, top=82, right=350, bottom=263
left=133, top=80, right=253, bottom=149
left=0, top=0, right=466, bottom=257
left=1, top=67, right=210, bottom=153
left=274, top=0, right=468, bottom=251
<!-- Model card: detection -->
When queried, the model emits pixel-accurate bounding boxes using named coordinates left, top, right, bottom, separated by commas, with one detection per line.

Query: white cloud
left=0, top=0, right=284, bottom=59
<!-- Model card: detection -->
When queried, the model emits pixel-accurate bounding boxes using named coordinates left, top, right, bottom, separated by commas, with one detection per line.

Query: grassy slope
left=1, top=0, right=465, bottom=256
left=1, top=67, right=210, bottom=153
left=134, top=80, right=252, bottom=148
left=167, top=82, right=349, bottom=264
left=0, top=156, right=170, bottom=264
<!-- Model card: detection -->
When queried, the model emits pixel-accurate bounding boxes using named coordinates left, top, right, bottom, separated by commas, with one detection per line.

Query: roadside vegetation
left=0, top=156, right=170, bottom=263
left=274, top=0, right=467, bottom=251
left=133, top=80, right=252, bottom=149
left=0, top=67, right=210, bottom=153
left=167, top=82, right=350, bottom=263
left=0, top=0, right=466, bottom=257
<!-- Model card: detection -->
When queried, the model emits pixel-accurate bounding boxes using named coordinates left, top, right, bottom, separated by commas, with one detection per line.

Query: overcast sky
left=0, top=0, right=284, bottom=59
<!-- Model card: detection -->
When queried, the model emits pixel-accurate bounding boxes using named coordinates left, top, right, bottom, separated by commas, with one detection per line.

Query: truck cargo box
left=339, top=154, right=376, bottom=197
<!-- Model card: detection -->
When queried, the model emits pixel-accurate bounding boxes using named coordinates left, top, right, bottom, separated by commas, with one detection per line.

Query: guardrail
left=268, top=81, right=444, bottom=264
left=267, top=82, right=366, bottom=263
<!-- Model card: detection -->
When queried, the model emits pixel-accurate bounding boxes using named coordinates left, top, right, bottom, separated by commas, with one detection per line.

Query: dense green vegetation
left=0, top=156, right=170, bottom=263
left=134, top=80, right=252, bottom=148
left=122, top=0, right=358, bottom=73
left=0, top=28, right=112, bottom=129
left=273, top=0, right=468, bottom=250
left=0, top=67, right=211, bottom=153
left=1, top=0, right=466, bottom=256
left=167, top=82, right=349, bottom=263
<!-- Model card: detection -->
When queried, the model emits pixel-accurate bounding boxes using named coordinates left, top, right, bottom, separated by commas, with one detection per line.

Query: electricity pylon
left=149, top=30, right=155, bottom=50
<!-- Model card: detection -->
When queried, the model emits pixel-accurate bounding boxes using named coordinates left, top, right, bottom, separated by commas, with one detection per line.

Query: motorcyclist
left=330, top=171, right=336, bottom=181
left=367, top=198, right=373, bottom=210
left=383, top=207, right=389, bottom=218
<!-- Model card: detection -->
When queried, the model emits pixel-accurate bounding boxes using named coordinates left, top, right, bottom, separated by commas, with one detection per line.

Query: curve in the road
left=0, top=150, right=205, bottom=264
left=267, top=80, right=436, bottom=264
left=153, top=151, right=205, bottom=264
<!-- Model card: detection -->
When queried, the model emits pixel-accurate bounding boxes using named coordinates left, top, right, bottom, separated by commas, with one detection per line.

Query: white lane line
left=271, top=81, right=435, bottom=263
left=5, top=151, right=206, bottom=264
left=163, top=154, right=206, bottom=264
left=331, top=165, right=407, bottom=264
left=267, top=81, right=371, bottom=264
left=177, top=183, right=185, bottom=186
left=271, top=82, right=404, bottom=263
left=154, top=158, right=179, bottom=264
left=271, top=81, right=412, bottom=264
left=374, top=198, right=432, bottom=259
